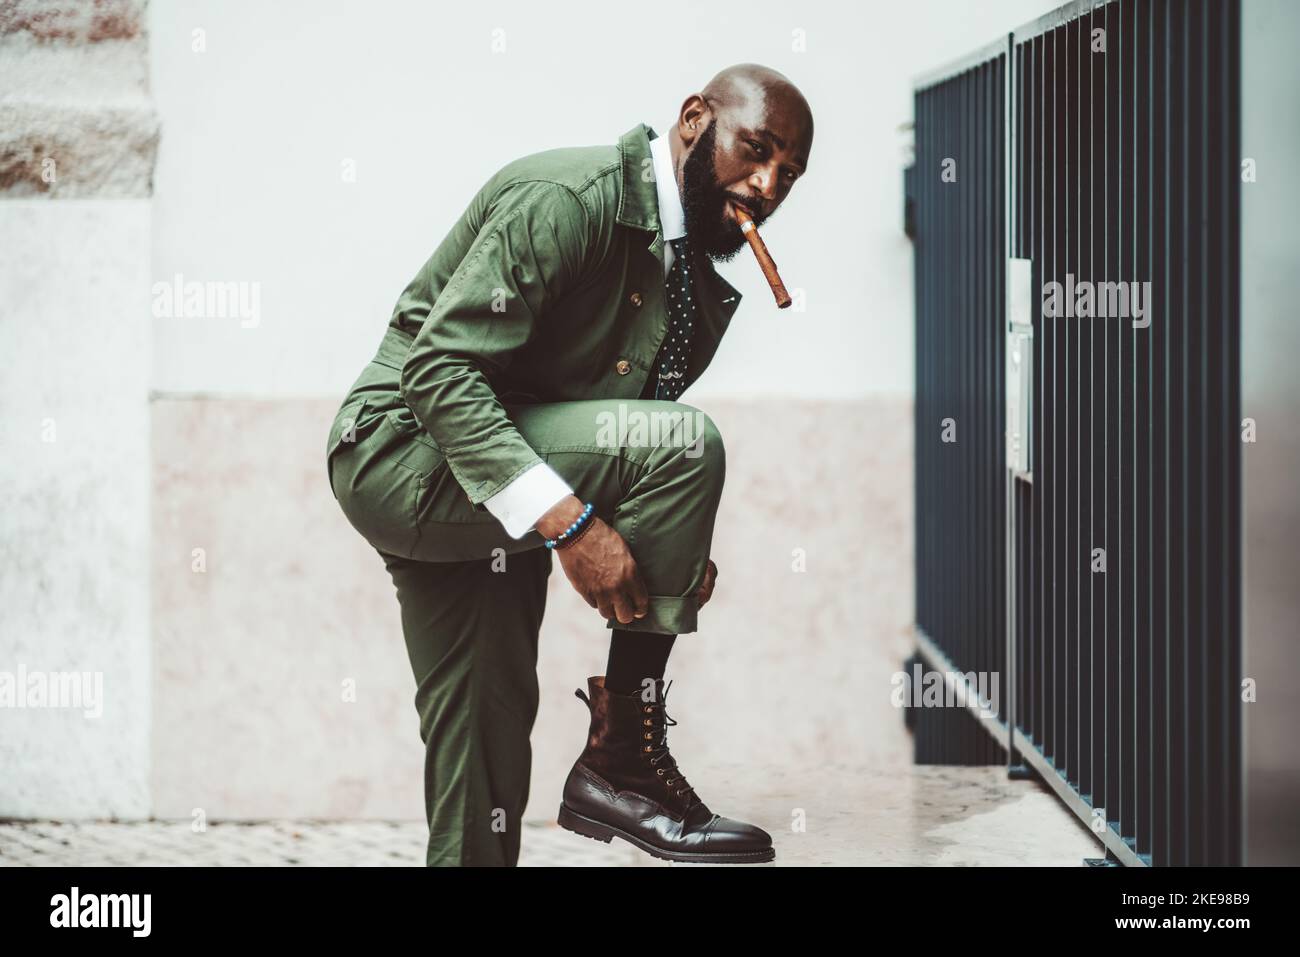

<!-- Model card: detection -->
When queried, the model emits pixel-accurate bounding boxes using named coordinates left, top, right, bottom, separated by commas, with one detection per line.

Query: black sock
left=606, top=628, right=676, bottom=696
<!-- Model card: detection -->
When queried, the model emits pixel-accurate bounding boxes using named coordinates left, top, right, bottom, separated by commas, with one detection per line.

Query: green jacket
left=350, top=121, right=743, bottom=512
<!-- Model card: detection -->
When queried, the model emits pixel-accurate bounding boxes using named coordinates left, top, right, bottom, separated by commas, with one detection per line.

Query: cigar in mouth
left=732, top=203, right=792, bottom=309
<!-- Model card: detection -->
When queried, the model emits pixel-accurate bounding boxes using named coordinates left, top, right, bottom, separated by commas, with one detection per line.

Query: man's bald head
left=700, top=63, right=814, bottom=144
left=670, top=63, right=813, bottom=261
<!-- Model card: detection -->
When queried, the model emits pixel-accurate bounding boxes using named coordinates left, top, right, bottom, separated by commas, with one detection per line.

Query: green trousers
left=326, top=357, right=727, bottom=866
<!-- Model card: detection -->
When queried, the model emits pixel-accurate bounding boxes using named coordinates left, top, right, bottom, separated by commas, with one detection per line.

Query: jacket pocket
left=327, top=404, right=426, bottom=558
left=383, top=405, right=448, bottom=484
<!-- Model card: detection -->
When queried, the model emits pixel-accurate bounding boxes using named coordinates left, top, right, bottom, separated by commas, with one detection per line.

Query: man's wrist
left=536, top=495, right=587, bottom=540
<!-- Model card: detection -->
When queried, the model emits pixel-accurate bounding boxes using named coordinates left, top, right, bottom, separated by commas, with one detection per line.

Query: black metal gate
left=910, top=0, right=1242, bottom=867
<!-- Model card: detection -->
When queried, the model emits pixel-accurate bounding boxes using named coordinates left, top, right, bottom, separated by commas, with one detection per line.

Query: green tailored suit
left=325, top=122, right=743, bottom=866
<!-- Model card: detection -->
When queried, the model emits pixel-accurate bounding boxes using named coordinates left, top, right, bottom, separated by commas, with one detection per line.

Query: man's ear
left=677, top=94, right=710, bottom=147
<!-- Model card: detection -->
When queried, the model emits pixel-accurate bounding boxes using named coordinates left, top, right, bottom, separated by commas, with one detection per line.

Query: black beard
left=680, top=120, right=751, bottom=263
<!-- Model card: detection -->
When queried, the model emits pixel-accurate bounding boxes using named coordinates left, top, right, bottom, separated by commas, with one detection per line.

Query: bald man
left=326, top=64, right=813, bottom=866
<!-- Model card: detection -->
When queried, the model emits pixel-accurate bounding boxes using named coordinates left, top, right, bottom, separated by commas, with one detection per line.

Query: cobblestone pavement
left=0, top=765, right=1101, bottom=867
left=0, top=819, right=658, bottom=867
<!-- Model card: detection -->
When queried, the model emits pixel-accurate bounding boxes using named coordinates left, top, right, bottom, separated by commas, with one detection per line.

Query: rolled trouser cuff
left=604, top=594, right=698, bottom=635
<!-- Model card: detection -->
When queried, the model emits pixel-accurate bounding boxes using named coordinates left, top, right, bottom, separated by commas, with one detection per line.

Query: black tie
left=654, top=235, right=695, bottom=402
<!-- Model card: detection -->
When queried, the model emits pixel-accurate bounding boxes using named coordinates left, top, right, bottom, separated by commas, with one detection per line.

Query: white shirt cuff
left=483, top=461, right=574, bottom=539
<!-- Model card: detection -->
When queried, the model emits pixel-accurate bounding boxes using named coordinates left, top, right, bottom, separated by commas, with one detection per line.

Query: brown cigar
left=733, top=204, right=792, bottom=309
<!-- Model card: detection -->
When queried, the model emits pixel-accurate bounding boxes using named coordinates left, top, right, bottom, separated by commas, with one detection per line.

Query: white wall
left=148, top=0, right=1055, bottom=401
left=0, top=202, right=154, bottom=818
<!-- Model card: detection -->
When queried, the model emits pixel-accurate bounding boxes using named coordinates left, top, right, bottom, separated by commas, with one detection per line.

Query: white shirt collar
left=649, top=127, right=685, bottom=243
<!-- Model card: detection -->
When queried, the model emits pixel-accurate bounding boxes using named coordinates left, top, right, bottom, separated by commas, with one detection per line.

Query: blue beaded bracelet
left=545, top=502, right=595, bottom=550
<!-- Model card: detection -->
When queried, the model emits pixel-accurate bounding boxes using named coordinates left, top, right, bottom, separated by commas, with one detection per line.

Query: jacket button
left=629, top=292, right=643, bottom=307
left=616, top=359, right=631, bottom=375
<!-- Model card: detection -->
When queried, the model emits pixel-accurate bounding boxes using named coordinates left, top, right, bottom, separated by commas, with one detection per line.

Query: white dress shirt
left=483, top=123, right=685, bottom=539
left=649, top=127, right=687, bottom=274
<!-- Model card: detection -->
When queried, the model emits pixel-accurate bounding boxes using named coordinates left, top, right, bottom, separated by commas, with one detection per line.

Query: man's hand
left=540, top=496, right=649, bottom=625
left=695, top=559, right=718, bottom=609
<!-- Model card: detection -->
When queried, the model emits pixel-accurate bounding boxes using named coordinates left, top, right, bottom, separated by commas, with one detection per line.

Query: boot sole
left=557, top=802, right=776, bottom=864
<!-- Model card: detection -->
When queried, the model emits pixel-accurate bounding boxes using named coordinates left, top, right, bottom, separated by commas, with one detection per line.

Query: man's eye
left=746, top=139, right=765, bottom=157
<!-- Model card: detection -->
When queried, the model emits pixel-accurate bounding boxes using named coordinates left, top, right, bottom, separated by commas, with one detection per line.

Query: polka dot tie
left=654, top=235, right=695, bottom=402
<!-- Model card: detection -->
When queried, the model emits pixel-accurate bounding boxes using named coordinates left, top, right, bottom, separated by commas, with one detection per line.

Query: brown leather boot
left=557, top=675, right=775, bottom=863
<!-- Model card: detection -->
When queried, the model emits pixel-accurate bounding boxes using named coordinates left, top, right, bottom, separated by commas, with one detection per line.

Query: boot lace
left=640, top=680, right=701, bottom=811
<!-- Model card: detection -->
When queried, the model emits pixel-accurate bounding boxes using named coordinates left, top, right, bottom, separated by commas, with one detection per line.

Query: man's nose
left=747, top=167, right=779, bottom=206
